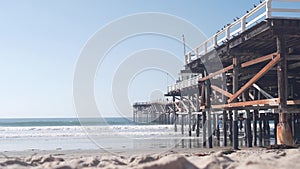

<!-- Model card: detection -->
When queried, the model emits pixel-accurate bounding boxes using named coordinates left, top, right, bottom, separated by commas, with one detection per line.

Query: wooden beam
left=199, top=65, right=233, bottom=82
left=211, top=99, right=300, bottom=110
left=287, top=55, right=300, bottom=61
left=211, top=85, right=233, bottom=98
left=174, top=102, right=181, bottom=112
left=249, top=92, right=254, bottom=100
left=212, top=98, right=279, bottom=109
left=288, top=62, right=300, bottom=69
left=188, top=98, right=197, bottom=112
left=200, top=105, right=206, bottom=110
left=200, top=82, right=206, bottom=106
left=228, top=54, right=281, bottom=103
left=241, top=52, right=276, bottom=68
left=198, top=53, right=276, bottom=82
left=287, top=100, right=300, bottom=105
left=252, top=83, right=274, bottom=99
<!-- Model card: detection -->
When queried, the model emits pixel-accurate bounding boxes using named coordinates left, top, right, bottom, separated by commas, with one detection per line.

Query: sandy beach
left=0, top=147, right=299, bottom=169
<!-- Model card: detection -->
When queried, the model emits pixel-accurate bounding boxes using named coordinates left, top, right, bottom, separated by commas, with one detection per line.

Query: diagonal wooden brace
left=211, top=85, right=233, bottom=98
left=228, top=54, right=281, bottom=103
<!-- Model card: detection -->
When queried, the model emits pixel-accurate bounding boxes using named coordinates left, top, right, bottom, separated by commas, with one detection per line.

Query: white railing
left=167, top=75, right=200, bottom=93
left=184, top=0, right=300, bottom=65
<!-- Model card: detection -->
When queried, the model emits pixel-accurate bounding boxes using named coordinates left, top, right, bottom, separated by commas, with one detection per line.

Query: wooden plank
left=241, top=53, right=276, bottom=68
left=287, top=55, right=300, bottom=61
left=287, top=100, right=300, bottom=105
left=192, top=112, right=202, bottom=115
left=199, top=65, right=233, bottom=82
left=252, top=83, right=274, bottom=99
left=249, top=92, right=255, bottom=100
left=211, top=85, right=233, bottom=98
left=204, top=99, right=300, bottom=110
left=176, top=112, right=188, bottom=115
left=228, top=54, right=281, bottom=103
left=212, top=98, right=279, bottom=109
left=288, top=62, right=300, bottom=69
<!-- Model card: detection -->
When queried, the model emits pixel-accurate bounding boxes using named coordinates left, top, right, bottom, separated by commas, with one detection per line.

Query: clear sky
left=0, top=0, right=271, bottom=118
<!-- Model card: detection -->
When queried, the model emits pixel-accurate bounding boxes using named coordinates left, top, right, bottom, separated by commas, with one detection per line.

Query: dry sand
left=0, top=147, right=299, bottom=169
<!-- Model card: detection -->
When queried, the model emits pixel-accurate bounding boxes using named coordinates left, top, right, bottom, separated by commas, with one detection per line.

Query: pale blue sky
left=0, top=0, right=271, bottom=118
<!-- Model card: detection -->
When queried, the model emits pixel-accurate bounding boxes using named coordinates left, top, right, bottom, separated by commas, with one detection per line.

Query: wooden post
left=259, top=114, right=263, bottom=147
left=262, top=114, right=267, bottom=140
left=192, top=94, right=196, bottom=131
left=139, top=110, right=142, bottom=123
left=188, top=96, right=192, bottom=136
left=243, top=90, right=252, bottom=147
left=295, top=113, right=298, bottom=142
left=263, top=115, right=270, bottom=146
left=292, top=113, right=295, bottom=140
left=167, top=113, right=169, bottom=124
left=290, top=84, right=295, bottom=141
left=196, top=83, right=201, bottom=137
left=213, top=113, right=216, bottom=138
left=202, top=111, right=207, bottom=147
left=206, top=79, right=213, bottom=148
left=276, top=34, right=293, bottom=145
left=133, top=108, right=136, bottom=123
left=196, top=114, right=200, bottom=137
left=147, top=111, right=149, bottom=124
left=229, top=111, right=233, bottom=145
left=239, top=115, right=243, bottom=131
left=208, top=110, right=213, bottom=148
left=181, top=114, right=184, bottom=135
left=165, top=113, right=168, bottom=124
left=233, top=56, right=240, bottom=150
left=173, top=96, right=177, bottom=132
left=274, top=114, right=279, bottom=145
left=201, top=82, right=207, bottom=147
left=223, top=110, right=228, bottom=146
left=253, top=109, right=258, bottom=146
left=216, top=114, right=220, bottom=146
left=266, top=117, right=271, bottom=139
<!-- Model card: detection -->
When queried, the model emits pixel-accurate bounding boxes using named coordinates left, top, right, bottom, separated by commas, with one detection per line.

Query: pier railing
left=184, top=0, right=300, bottom=65
left=167, top=75, right=200, bottom=93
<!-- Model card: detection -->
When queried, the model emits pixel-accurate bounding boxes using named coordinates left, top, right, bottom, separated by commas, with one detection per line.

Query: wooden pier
left=133, top=101, right=173, bottom=124
left=133, top=0, right=300, bottom=149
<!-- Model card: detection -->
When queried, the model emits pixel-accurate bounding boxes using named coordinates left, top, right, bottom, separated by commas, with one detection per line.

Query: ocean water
left=0, top=118, right=134, bottom=127
left=0, top=118, right=275, bottom=151
left=0, top=118, right=188, bottom=151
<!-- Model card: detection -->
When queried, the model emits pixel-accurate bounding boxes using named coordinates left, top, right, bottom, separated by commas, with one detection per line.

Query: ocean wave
left=0, top=125, right=177, bottom=139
